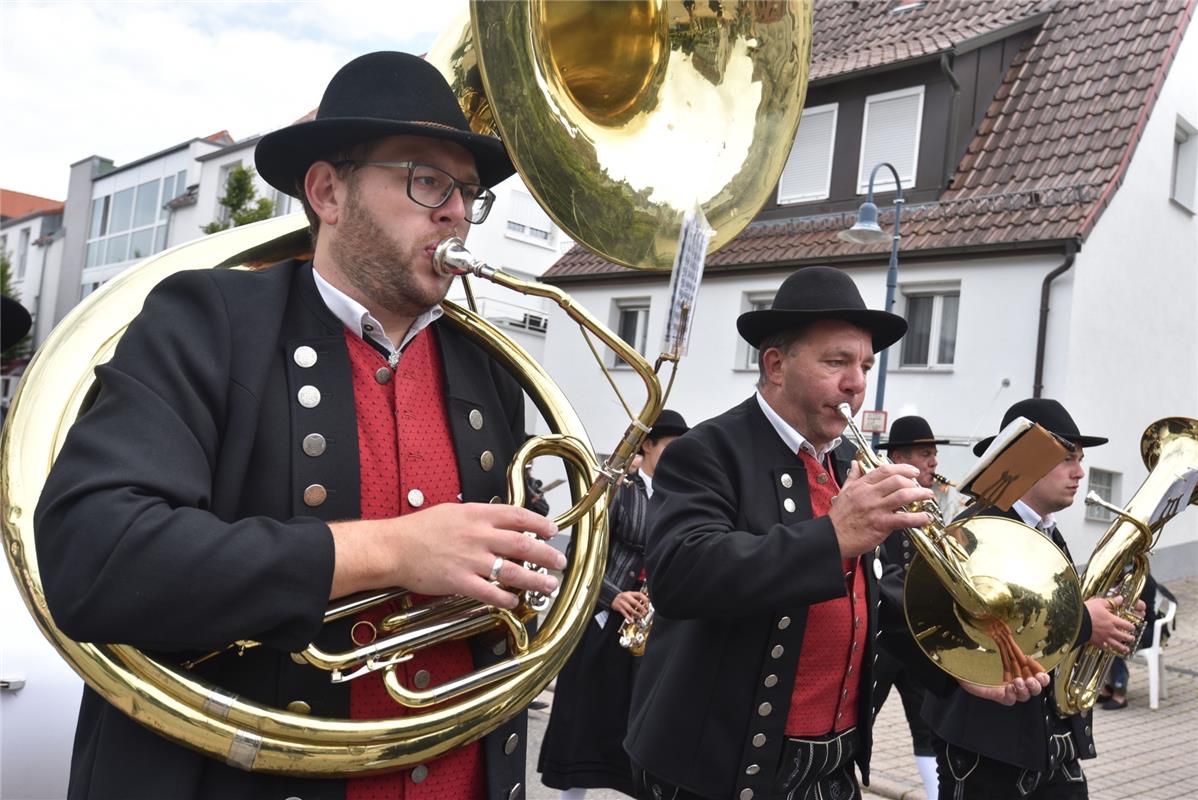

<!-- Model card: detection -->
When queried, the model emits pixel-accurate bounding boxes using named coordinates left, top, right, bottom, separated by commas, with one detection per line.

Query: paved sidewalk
left=526, top=575, right=1197, bottom=800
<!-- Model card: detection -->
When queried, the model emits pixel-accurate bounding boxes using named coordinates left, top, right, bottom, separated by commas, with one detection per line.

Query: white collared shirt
left=312, top=267, right=443, bottom=359
left=641, top=470, right=654, bottom=499
left=755, top=391, right=843, bottom=460
left=1012, top=499, right=1056, bottom=537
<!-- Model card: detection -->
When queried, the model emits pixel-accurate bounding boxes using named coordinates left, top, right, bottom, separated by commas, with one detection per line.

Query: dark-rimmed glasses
left=337, top=160, right=496, bottom=224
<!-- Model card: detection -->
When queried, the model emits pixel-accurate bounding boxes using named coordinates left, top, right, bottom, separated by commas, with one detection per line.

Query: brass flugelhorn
left=1054, top=417, right=1198, bottom=715
left=2, top=0, right=814, bottom=776
left=838, top=404, right=1085, bottom=685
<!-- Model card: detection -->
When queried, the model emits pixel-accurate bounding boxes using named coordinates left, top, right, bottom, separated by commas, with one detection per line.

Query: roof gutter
left=939, top=53, right=961, bottom=188
left=1032, top=239, right=1076, bottom=398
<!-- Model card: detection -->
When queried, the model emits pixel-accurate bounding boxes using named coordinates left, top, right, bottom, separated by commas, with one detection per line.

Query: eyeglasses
left=338, top=160, right=496, bottom=224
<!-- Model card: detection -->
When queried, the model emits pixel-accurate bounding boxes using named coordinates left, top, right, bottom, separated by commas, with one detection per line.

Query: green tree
left=202, top=164, right=275, bottom=234
left=1, top=252, right=32, bottom=367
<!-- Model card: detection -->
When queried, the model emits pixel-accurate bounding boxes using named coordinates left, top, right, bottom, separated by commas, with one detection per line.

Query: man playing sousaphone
left=924, top=398, right=1144, bottom=799
left=625, top=267, right=1050, bottom=800
left=34, top=51, right=563, bottom=799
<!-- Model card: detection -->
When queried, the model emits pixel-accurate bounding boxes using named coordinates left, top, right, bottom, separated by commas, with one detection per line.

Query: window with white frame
left=612, top=298, right=650, bottom=364
left=1086, top=468, right=1121, bottom=522
left=857, top=86, right=924, bottom=194
left=272, top=187, right=293, bottom=217
left=740, top=292, right=775, bottom=369
left=16, top=227, right=30, bottom=279
left=899, top=286, right=958, bottom=368
left=777, top=103, right=838, bottom=204
left=1171, top=116, right=1197, bottom=212
left=215, top=161, right=241, bottom=226
left=85, top=169, right=185, bottom=269
left=506, top=190, right=555, bottom=247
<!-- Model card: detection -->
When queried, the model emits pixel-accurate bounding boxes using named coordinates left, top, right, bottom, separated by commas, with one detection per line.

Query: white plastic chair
left=1131, top=593, right=1177, bottom=710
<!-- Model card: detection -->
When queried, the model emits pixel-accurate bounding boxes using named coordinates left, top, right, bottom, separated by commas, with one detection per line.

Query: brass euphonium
left=2, top=0, right=812, bottom=775
left=618, top=581, right=655, bottom=657
left=1054, top=417, right=1198, bottom=716
left=838, top=405, right=1085, bottom=685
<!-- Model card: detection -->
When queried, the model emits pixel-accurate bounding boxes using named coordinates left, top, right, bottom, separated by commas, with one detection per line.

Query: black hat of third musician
left=879, top=416, right=948, bottom=450
left=255, top=51, right=515, bottom=196
left=736, top=266, right=907, bottom=353
left=1, top=296, right=32, bottom=351
left=649, top=409, right=690, bottom=439
left=972, top=398, right=1108, bottom=456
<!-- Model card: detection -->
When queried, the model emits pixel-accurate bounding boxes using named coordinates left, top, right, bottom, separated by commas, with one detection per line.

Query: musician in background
left=33, top=52, right=563, bottom=799
left=539, top=410, right=690, bottom=798
left=875, top=415, right=949, bottom=799
left=924, top=398, right=1143, bottom=799
left=624, top=268, right=1048, bottom=800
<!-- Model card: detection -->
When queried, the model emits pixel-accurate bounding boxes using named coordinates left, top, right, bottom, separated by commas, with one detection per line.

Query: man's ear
left=760, top=346, right=784, bottom=387
left=305, top=161, right=343, bottom=227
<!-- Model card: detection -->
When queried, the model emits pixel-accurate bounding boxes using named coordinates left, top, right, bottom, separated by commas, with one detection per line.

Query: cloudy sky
left=1, top=1, right=463, bottom=201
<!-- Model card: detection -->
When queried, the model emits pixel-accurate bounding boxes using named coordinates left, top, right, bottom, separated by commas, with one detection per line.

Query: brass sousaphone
left=2, top=1, right=813, bottom=775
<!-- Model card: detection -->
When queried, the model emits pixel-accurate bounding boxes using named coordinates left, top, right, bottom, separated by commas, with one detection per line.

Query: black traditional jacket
left=35, top=260, right=529, bottom=800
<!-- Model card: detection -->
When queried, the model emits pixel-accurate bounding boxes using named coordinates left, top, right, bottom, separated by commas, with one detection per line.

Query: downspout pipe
left=1032, top=239, right=1077, bottom=398
left=940, top=53, right=962, bottom=188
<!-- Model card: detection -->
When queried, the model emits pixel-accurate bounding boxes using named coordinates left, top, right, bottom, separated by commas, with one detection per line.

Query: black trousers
left=871, top=648, right=935, bottom=756
left=934, top=738, right=1088, bottom=800
left=633, top=728, right=859, bottom=800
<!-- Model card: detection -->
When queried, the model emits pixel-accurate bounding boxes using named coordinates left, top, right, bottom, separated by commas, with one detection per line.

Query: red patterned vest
left=344, top=329, right=485, bottom=800
left=784, top=449, right=867, bottom=736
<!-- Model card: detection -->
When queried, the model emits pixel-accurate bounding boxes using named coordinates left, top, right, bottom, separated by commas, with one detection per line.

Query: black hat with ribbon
left=879, top=415, right=948, bottom=450
left=256, top=51, right=515, bottom=196
left=972, top=398, right=1108, bottom=456
left=736, top=266, right=907, bottom=353
left=649, top=409, right=690, bottom=439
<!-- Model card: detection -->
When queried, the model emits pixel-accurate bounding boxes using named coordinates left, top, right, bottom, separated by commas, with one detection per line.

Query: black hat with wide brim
left=972, top=398, right=1108, bottom=456
left=649, top=409, right=690, bottom=439
left=2, top=295, right=32, bottom=351
left=737, top=266, right=907, bottom=353
left=255, top=51, right=515, bottom=196
left=879, top=415, right=948, bottom=450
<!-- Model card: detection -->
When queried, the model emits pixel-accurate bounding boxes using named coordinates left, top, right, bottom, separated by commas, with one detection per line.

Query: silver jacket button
left=408, top=488, right=425, bottom=508
left=297, top=385, right=321, bottom=408
left=469, top=409, right=484, bottom=430
left=410, top=764, right=429, bottom=783
left=413, top=669, right=431, bottom=689
left=303, top=484, right=327, bottom=507
left=293, top=346, right=317, bottom=368
left=780, top=473, right=793, bottom=488
left=480, top=450, right=495, bottom=471
left=504, top=732, right=520, bottom=755
left=302, top=433, right=327, bottom=457
left=783, top=498, right=796, bottom=513
left=375, top=366, right=393, bottom=384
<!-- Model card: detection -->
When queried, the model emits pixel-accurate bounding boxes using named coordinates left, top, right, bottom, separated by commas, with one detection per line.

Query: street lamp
left=838, top=161, right=905, bottom=448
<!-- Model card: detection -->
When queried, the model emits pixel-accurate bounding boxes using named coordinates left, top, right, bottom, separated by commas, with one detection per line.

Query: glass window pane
left=89, top=196, right=108, bottom=238
left=104, top=233, right=129, bottom=264
left=133, top=179, right=160, bottom=228
left=937, top=293, right=959, bottom=364
left=176, top=170, right=188, bottom=195
left=162, top=174, right=175, bottom=203
left=618, top=309, right=639, bottom=348
left=129, top=228, right=155, bottom=259
left=901, top=295, right=932, bottom=365
left=109, top=187, right=135, bottom=233
left=85, top=240, right=101, bottom=268
left=154, top=224, right=168, bottom=253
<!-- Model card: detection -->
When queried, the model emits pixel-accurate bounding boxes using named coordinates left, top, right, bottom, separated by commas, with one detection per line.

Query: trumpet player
left=923, top=398, right=1144, bottom=800
left=33, top=52, right=565, bottom=800
left=624, top=268, right=1048, bottom=800
left=538, top=410, right=690, bottom=796
left=875, top=415, right=950, bottom=799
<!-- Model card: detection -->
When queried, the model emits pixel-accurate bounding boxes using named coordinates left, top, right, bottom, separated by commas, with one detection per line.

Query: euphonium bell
left=837, top=404, right=1084, bottom=686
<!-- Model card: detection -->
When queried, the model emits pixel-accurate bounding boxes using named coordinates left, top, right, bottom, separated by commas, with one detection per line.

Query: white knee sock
left=560, top=789, right=588, bottom=800
left=916, top=754, right=939, bottom=799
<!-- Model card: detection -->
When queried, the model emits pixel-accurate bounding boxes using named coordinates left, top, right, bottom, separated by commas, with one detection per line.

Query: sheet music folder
left=959, top=417, right=1072, bottom=511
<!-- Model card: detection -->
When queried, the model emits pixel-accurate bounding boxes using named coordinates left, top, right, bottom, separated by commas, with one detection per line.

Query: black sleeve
left=645, top=432, right=847, bottom=620
left=34, top=271, right=334, bottom=653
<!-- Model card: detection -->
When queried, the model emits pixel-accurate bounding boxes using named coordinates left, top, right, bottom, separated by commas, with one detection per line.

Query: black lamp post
left=838, top=161, right=904, bottom=449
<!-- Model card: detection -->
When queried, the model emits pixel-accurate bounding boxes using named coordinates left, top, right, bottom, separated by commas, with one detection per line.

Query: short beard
left=329, top=178, right=448, bottom=319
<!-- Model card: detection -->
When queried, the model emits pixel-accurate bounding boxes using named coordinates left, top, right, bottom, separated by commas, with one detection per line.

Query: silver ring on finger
left=489, top=556, right=505, bottom=582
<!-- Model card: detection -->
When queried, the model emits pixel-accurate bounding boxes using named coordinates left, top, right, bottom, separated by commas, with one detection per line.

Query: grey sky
left=0, top=1, right=462, bottom=201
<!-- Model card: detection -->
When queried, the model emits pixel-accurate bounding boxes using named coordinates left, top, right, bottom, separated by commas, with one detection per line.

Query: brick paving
left=526, top=575, right=1197, bottom=799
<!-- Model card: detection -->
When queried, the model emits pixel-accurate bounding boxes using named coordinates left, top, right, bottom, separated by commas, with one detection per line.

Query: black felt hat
left=736, top=266, right=907, bottom=353
left=255, top=51, right=515, bottom=196
left=972, top=398, right=1108, bottom=456
left=879, top=415, right=948, bottom=450
left=649, top=409, right=690, bottom=439
left=1, top=296, right=32, bottom=351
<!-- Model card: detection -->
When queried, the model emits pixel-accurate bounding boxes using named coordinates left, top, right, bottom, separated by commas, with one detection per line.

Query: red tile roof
left=0, top=189, right=64, bottom=221
left=546, top=0, right=1194, bottom=280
